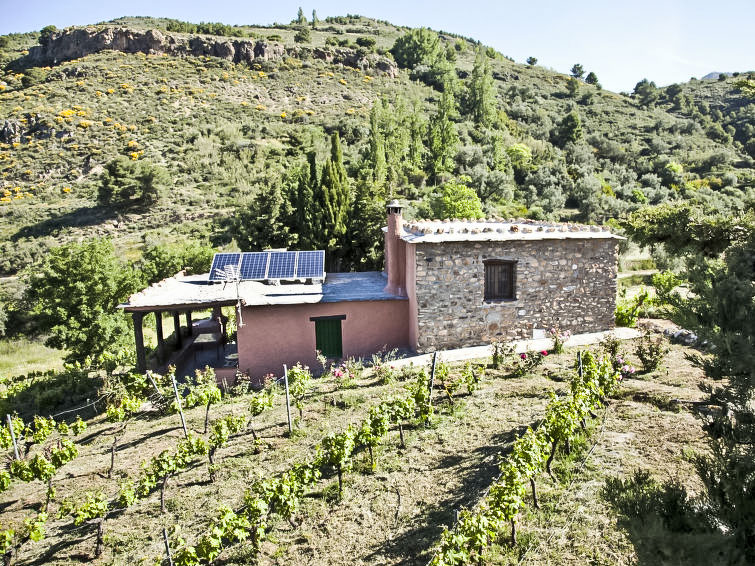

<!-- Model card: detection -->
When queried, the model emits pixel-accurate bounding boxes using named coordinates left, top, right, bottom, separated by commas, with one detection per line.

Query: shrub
left=294, top=27, right=311, bottom=44
left=548, top=327, right=571, bottom=354
left=634, top=334, right=670, bottom=372
left=356, top=36, right=376, bottom=50
left=512, top=351, right=547, bottom=377
left=98, top=156, right=169, bottom=208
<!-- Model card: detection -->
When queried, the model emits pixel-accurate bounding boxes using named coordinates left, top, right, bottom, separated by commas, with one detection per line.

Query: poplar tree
left=464, top=48, right=497, bottom=126
left=428, top=86, right=459, bottom=183
left=367, top=104, right=387, bottom=187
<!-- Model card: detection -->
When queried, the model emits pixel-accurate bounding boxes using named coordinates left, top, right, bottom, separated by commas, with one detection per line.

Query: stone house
left=121, top=202, right=621, bottom=381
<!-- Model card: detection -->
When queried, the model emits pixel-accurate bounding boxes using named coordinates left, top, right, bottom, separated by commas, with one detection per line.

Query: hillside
left=0, top=15, right=753, bottom=279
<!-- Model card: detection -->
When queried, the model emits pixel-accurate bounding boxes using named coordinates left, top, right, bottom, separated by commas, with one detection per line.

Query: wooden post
left=185, top=311, right=193, bottom=336
left=132, top=311, right=146, bottom=373
left=173, top=311, right=182, bottom=350
left=283, top=364, right=293, bottom=434
left=6, top=414, right=20, bottom=460
left=429, top=351, right=438, bottom=396
left=146, top=371, right=162, bottom=398
left=163, top=527, right=174, bottom=566
left=171, top=375, right=188, bottom=439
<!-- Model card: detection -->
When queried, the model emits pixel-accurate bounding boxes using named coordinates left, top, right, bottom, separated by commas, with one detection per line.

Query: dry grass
left=0, top=340, right=733, bottom=565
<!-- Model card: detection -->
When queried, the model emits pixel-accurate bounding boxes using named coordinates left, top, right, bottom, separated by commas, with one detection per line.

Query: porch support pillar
left=185, top=311, right=193, bottom=336
left=155, top=311, right=165, bottom=362
left=132, top=311, right=146, bottom=373
left=173, top=311, right=182, bottom=350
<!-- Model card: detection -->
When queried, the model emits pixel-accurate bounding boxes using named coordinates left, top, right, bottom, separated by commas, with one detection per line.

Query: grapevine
left=427, top=350, right=621, bottom=563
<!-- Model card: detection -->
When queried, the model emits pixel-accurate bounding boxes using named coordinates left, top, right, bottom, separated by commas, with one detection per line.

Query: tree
left=621, top=205, right=755, bottom=559
left=427, top=87, right=459, bottom=183
left=464, top=48, right=497, bottom=126
left=23, top=239, right=140, bottom=363
left=98, top=157, right=169, bottom=208
left=139, top=242, right=215, bottom=285
left=345, top=179, right=386, bottom=270
left=390, top=28, right=441, bottom=69
left=570, top=63, right=584, bottom=79
left=526, top=56, right=537, bottom=67
left=311, top=9, right=318, bottom=29
left=231, top=183, right=294, bottom=252
left=585, top=71, right=601, bottom=88
left=39, top=25, right=57, bottom=47
left=432, top=177, right=484, bottom=219
left=555, top=111, right=583, bottom=146
left=294, top=27, right=311, bottom=43
left=314, top=133, right=350, bottom=263
left=294, top=159, right=317, bottom=249
left=566, top=77, right=580, bottom=97
left=633, top=78, right=659, bottom=108
left=296, top=7, right=306, bottom=25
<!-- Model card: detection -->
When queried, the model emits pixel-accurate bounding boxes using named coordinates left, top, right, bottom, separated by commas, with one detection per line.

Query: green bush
left=98, top=157, right=169, bottom=208
left=634, top=334, right=670, bottom=372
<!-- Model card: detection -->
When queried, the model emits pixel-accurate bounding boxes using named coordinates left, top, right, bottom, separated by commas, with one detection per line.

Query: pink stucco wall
left=237, top=299, right=410, bottom=380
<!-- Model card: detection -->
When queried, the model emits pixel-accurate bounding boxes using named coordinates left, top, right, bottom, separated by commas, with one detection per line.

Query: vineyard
left=0, top=335, right=723, bottom=566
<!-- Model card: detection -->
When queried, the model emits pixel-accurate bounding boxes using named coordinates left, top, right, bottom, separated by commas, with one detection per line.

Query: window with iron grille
left=484, top=260, right=516, bottom=301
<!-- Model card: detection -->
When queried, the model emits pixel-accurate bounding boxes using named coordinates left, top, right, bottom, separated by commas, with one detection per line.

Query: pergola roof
left=119, top=271, right=404, bottom=312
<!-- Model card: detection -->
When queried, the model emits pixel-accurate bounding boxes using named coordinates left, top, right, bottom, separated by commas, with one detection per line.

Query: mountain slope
left=0, top=15, right=753, bottom=276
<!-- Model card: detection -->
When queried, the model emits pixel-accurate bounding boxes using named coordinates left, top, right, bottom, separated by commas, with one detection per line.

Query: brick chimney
left=384, top=199, right=406, bottom=296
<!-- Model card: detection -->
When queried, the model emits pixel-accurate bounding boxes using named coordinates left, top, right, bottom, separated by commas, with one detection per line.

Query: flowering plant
left=549, top=327, right=571, bottom=354
left=513, top=350, right=548, bottom=377
left=614, top=355, right=636, bottom=380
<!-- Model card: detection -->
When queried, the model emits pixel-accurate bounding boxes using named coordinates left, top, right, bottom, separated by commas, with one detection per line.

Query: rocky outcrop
left=23, top=27, right=398, bottom=77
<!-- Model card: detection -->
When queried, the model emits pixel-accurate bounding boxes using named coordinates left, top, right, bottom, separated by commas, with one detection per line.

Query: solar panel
left=211, top=250, right=326, bottom=281
left=239, top=252, right=269, bottom=280
left=267, top=251, right=297, bottom=279
left=209, top=253, right=241, bottom=281
left=296, top=250, right=325, bottom=279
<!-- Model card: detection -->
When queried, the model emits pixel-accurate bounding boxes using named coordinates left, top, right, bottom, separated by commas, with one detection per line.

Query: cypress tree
left=315, top=133, right=351, bottom=267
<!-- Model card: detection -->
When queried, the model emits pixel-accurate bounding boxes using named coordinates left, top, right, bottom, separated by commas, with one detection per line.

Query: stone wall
left=413, top=238, right=618, bottom=351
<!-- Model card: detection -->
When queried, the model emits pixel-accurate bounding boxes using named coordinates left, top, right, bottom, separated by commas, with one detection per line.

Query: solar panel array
left=209, top=250, right=325, bottom=282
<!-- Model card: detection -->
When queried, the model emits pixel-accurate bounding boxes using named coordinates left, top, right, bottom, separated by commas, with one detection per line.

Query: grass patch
left=0, top=336, right=66, bottom=376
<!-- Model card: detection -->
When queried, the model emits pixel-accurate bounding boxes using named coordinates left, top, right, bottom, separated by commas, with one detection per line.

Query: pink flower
left=540, top=350, right=549, bottom=356
left=520, top=353, right=527, bottom=360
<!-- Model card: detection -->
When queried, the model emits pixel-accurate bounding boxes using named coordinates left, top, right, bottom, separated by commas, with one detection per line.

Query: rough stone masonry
left=413, top=238, right=618, bottom=351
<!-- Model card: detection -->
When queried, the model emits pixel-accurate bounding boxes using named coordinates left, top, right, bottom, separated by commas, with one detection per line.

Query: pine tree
left=312, top=9, right=318, bottom=29
left=570, top=63, right=584, bottom=79
left=296, top=7, right=306, bottom=25
left=464, top=48, right=497, bottom=126
left=428, top=86, right=459, bottom=183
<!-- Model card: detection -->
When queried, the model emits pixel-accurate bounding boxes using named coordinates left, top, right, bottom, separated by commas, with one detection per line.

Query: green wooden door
left=315, top=318, right=343, bottom=358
